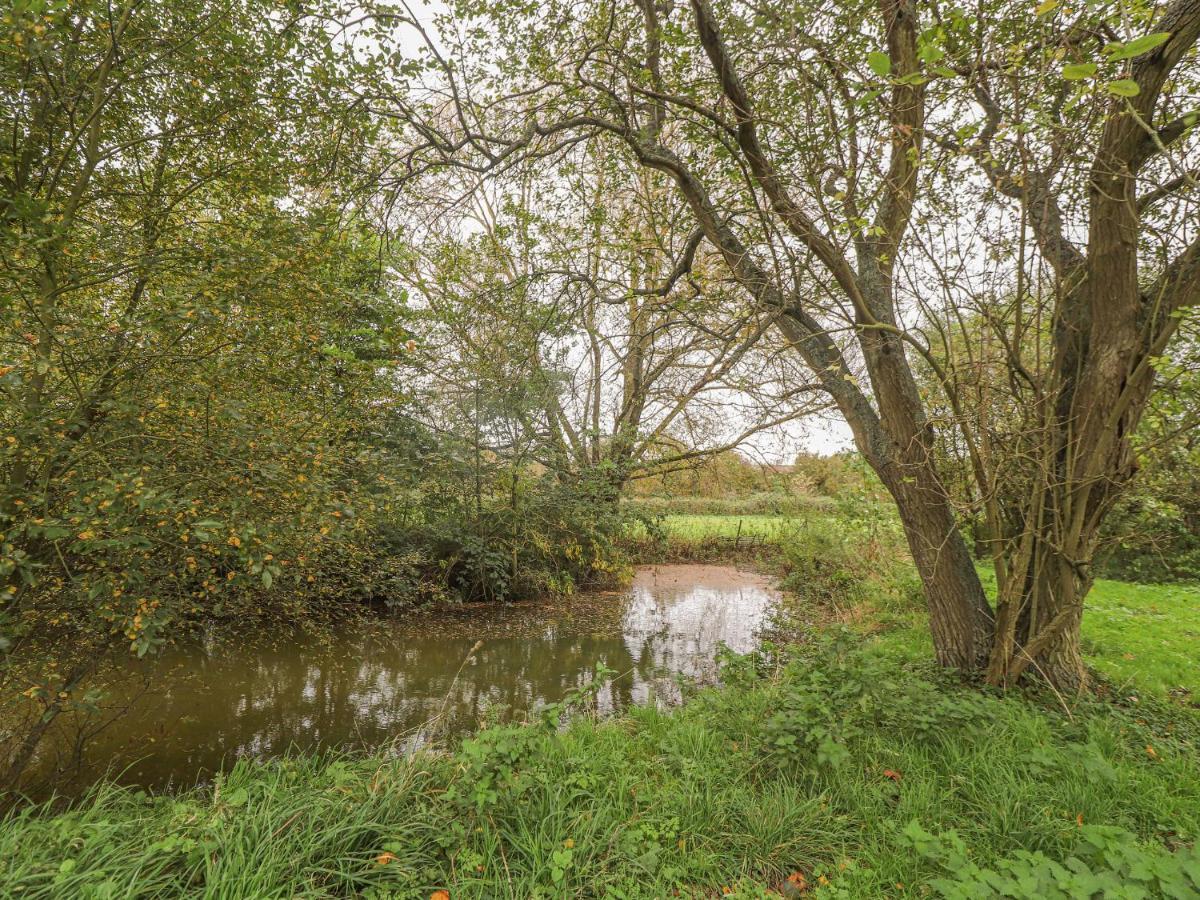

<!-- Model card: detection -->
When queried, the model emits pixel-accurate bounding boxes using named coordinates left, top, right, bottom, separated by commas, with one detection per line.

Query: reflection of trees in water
left=51, top=567, right=777, bottom=792
left=622, top=582, right=774, bottom=704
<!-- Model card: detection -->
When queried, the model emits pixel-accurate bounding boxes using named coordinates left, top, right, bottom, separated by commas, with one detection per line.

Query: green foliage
left=763, top=633, right=991, bottom=769
left=0, top=0, right=636, bottom=788
left=790, top=452, right=886, bottom=502
left=1098, top=333, right=1200, bottom=583
left=448, top=663, right=615, bottom=811
left=415, top=478, right=628, bottom=604
left=625, top=450, right=800, bottom=501
left=777, top=509, right=919, bottom=616
left=906, top=821, right=1200, bottom=899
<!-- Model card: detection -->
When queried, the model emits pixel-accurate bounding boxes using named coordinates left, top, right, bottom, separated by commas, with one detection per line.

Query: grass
left=1, top=638, right=1197, bottom=898
left=1075, top=579, right=1200, bottom=700
left=653, top=513, right=1200, bottom=700
left=661, top=514, right=803, bottom=540
left=2, top=510, right=1197, bottom=898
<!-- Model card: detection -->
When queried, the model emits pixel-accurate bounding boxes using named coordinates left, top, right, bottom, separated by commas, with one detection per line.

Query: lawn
left=1072, top=579, right=1198, bottom=699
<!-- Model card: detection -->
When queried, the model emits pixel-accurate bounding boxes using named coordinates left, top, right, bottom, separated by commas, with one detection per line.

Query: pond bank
left=2, top=625, right=1197, bottom=898
left=17, top=564, right=782, bottom=799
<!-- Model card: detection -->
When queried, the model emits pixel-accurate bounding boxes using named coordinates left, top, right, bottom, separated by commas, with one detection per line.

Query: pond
left=31, top=564, right=780, bottom=796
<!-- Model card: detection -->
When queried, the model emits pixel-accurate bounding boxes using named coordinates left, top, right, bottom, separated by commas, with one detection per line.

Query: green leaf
left=1035, top=0, right=1058, bottom=15
left=1105, top=79, right=1141, bottom=97
left=1106, top=32, right=1171, bottom=61
left=1062, top=62, right=1097, bottom=80
left=223, top=787, right=249, bottom=807
left=867, top=51, right=892, bottom=77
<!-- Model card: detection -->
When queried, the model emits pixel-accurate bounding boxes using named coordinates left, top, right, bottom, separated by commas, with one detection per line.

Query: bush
left=414, top=481, right=630, bottom=604
left=777, top=511, right=920, bottom=616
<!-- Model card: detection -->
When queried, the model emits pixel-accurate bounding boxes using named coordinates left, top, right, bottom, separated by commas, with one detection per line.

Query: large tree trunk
left=621, top=0, right=1200, bottom=694
left=876, top=457, right=994, bottom=669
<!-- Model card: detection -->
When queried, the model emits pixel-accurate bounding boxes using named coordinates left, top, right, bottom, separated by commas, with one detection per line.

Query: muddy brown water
left=28, top=564, right=779, bottom=796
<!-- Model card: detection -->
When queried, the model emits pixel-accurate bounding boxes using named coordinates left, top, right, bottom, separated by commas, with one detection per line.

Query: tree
left=379, top=0, right=1199, bottom=688
left=391, top=145, right=824, bottom=496
left=0, top=0, right=405, bottom=786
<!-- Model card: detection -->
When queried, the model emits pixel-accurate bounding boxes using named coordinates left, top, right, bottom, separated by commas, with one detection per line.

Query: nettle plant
left=761, top=635, right=992, bottom=768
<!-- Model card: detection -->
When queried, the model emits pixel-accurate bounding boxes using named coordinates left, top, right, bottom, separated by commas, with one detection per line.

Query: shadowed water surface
left=36, top=564, right=778, bottom=794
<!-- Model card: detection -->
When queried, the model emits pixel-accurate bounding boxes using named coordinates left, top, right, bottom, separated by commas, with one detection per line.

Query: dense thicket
left=0, top=0, right=625, bottom=788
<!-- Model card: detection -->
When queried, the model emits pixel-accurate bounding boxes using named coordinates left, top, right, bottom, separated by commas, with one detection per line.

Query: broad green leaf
left=867, top=51, right=892, bottom=77
left=1106, top=32, right=1171, bottom=61
left=223, top=787, right=249, bottom=807
left=1105, top=79, right=1141, bottom=97
left=1062, top=63, right=1097, bottom=80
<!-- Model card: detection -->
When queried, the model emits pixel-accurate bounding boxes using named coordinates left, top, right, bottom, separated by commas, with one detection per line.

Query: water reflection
left=36, top=564, right=778, bottom=793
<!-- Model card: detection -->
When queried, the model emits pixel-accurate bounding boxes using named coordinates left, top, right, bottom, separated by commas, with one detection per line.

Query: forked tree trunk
left=626, top=0, right=1200, bottom=695
left=987, top=533, right=1092, bottom=692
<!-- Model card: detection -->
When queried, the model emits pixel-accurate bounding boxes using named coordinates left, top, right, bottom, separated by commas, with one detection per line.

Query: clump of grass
left=2, top=635, right=1197, bottom=898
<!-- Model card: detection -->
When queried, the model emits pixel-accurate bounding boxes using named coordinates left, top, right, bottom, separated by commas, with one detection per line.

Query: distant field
left=660, top=513, right=806, bottom=540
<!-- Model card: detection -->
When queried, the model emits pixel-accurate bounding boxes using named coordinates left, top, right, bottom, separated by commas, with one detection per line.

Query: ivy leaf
left=1062, top=62, right=1097, bottom=80
left=867, top=51, right=892, bottom=77
left=1105, top=79, right=1141, bottom=97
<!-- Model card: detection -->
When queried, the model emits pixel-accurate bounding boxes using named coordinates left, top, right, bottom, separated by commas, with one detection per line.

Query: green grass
left=3, top=512, right=1197, bottom=898
left=1063, top=578, right=1197, bottom=699
left=1, top=639, right=1197, bottom=899
left=661, top=514, right=802, bottom=540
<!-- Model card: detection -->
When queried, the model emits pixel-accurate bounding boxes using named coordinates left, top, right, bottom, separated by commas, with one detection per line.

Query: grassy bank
left=2, top=635, right=1198, bottom=899
left=3, top=515, right=1198, bottom=898
left=636, top=513, right=1200, bottom=699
